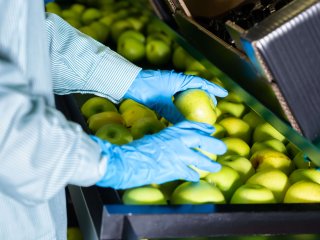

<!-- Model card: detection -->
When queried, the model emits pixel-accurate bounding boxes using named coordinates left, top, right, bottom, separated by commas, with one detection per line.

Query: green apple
left=205, top=165, right=242, bottom=201
left=117, top=37, right=145, bottom=62
left=121, top=104, right=158, bottom=127
left=217, top=100, right=247, bottom=118
left=242, top=111, right=265, bottom=129
left=286, top=142, right=301, bottom=158
left=184, top=58, right=212, bottom=79
left=289, top=168, right=320, bottom=185
left=172, top=46, right=191, bottom=71
left=110, top=19, right=134, bottom=43
left=118, top=30, right=145, bottom=45
left=211, top=123, right=226, bottom=139
left=87, top=111, right=124, bottom=133
left=174, top=89, right=217, bottom=125
left=170, top=180, right=226, bottom=204
left=81, top=96, right=118, bottom=119
left=217, top=155, right=255, bottom=182
left=230, top=183, right=277, bottom=204
left=146, top=19, right=168, bottom=35
left=253, top=122, right=286, bottom=143
left=222, top=91, right=243, bottom=103
left=69, top=4, right=85, bottom=15
left=146, top=32, right=172, bottom=46
left=130, top=116, right=165, bottom=139
left=65, top=18, right=82, bottom=29
left=146, top=40, right=171, bottom=66
left=246, top=169, right=290, bottom=202
left=218, top=117, right=251, bottom=143
left=81, top=8, right=102, bottom=25
left=209, top=77, right=225, bottom=88
left=46, top=2, right=62, bottom=15
left=283, top=180, right=320, bottom=203
left=67, top=227, right=83, bottom=240
left=122, top=186, right=167, bottom=205
left=79, top=26, right=100, bottom=41
left=292, top=152, right=316, bottom=169
left=153, top=180, right=183, bottom=201
left=99, top=14, right=118, bottom=27
left=95, top=122, right=133, bottom=145
left=89, top=21, right=109, bottom=43
left=118, top=98, right=141, bottom=114
left=61, top=9, right=81, bottom=21
left=250, top=149, right=294, bottom=175
left=127, top=17, right=145, bottom=32
left=250, top=139, right=287, bottom=156
left=221, top=137, right=250, bottom=158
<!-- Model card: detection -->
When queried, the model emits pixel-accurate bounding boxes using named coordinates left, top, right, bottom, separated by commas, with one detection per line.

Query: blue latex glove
left=124, top=70, right=228, bottom=123
left=91, top=121, right=226, bottom=189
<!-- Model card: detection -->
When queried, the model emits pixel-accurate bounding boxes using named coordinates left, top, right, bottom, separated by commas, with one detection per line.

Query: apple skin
left=95, top=122, right=133, bottom=145
left=110, top=19, right=134, bottom=43
left=222, top=91, right=243, bottom=103
left=253, top=122, right=286, bottom=143
left=289, top=168, right=320, bottom=185
left=283, top=180, right=320, bottom=203
left=230, top=183, right=277, bottom=204
left=218, top=117, right=251, bottom=143
left=174, top=89, right=217, bottom=125
left=87, top=111, right=124, bottom=133
left=121, top=104, right=158, bottom=127
left=117, top=37, right=145, bottom=62
left=146, top=40, right=171, bottom=66
left=81, top=8, right=102, bottom=25
left=81, top=96, right=118, bottom=119
left=217, top=100, right=247, bottom=118
left=246, top=169, right=290, bottom=202
left=130, top=116, right=165, bottom=140
left=286, top=142, right=301, bottom=159
left=152, top=180, right=183, bottom=201
left=292, top=152, right=316, bottom=169
left=242, top=111, right=265, bottom=129
left=217, top=155, right=255, bottom=183
left=122, top=186, right=167, bottom=205
left=250, top=139, right=287, bottom=156
left=118, top=99, right=141, bottom=114
left=250, top=149, right=295, bottom=175
left=172, top=46, right=191, bottom=71
left=89, top=21, right=109, bottom=43
left=205, top=165, right=242, bottom=202
left=211, top=123, right=226, bottom=139
left=170, top=180, right=226, bottom=204
left=118, top=30, right=145, bottom=45
left=221, top=137, right=251, bottom=158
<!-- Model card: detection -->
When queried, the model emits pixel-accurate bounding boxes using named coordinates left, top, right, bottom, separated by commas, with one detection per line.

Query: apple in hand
left=246, top=169, right=290, bottom=202
left=95, top=122, right=133, bottom=145
left=87, top=111, right=124, bottom=133
left=250, top=149, right=294, bottom=175
left=205, top=165, right=242, bottom=201
left=283, top=180, right=320, bottom=203
left=221, top=137, right=250, bottom=158
left=289, top=168, right=320, bottom=185
left=250, top=139, right=287, bottom=156
left=146, top=40, right=171, bottom=66
left=217, top=155, right=255, bottom=182
left=218, top=117, right=251, bottom=143
left=170, top=180, right=226, bottom=204
left=130, top=116, right=166, bottom=140
left=230, top=183, right=277, bottom=204
left=81, top=96, right=118, bottom=119
left=122, top=186, right=167, bottom=205
left=174, top=89, right=217, bottom=125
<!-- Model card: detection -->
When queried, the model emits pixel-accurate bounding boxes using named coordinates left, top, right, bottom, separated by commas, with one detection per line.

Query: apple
left=81, top=96, right=118, bottom=119
left=174, top=89, right=217, bottom=125
left=221, top=137, right=250, bottom=158
left=292, top=152, right=316, bottom=169
left=117, top=37, right=145, bottom=62
left=172, top=46, right=191, bottom=71
left=283, top=180, right=320, bottom=203
left=250, top=149, right=295, bottom=175
left=205, top=165, right=242, bottom=201
left=130, top=116, right=165, bottom=139
left=81, top=8, right=102, bottom=25
left=87, top=111, right=124, bottom=133
left=122, top=186, right=167, bottom=205
left=67, top=227, right=83, bottom=240
left=222, top=91, right=243, bottom=103
left=118, top=98, right=141, bottom=113
left=289, top=168, right=320, bottom=185
left=250, top=139, right=287, bottom=156
left=121, top=104, right=158, bottom=127
left=217, top=100, right=247, bottom=119
left=286, top=142, right=301, bottom=158
left=211, top=123, right=226, bottom=139
left=153, top=180, right=183, bottom=201
left=61, top=9, right=81, bottom=21
left=146, top=40, right=171, bottom=66
left=110, top=19, right=134, bottom=43
left=230, top=183, right=277, bottom=204
left=242, top=111, right=265, bottom=129
left=127, top=17, right=145, bottom=32
left=65, top=18, right=82, bottom=29
left=217, top=155, right=255, bottom=183
left=170, top=180, right=226, bottom=204
left=118, top=30, right=145, bottom=45
left=184, top=58, right=212, bottom=79
left=45, top=2, right=62, bottom=15
left=89, top=21, right=109, bottom=43
left=218, top=117, right=251, bottom=143
left=253, top=122, right=286, bottom=143
left=79, top=26, right=100, bottom=41
left=246, top=169, right=290, bottom=202
left=70, top=4, right=85, bottom=15
left=146, top=32, right=172, bottom=46
left=95, top=122, right=133, bottom=145
left=99, top=14, right=118, bottom=27
left=146, top=19, right=168, bottom=35
left=208, top=77, right=225, bottom=88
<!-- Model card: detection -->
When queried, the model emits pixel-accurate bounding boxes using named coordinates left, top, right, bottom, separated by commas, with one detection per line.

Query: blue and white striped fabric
left=0, top=0, right=141, bottom=239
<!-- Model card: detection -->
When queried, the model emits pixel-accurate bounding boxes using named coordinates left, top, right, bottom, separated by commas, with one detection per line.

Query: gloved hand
left=124, top=70, right=228, bottom=123
left=91, top=121, right=226, bottom=189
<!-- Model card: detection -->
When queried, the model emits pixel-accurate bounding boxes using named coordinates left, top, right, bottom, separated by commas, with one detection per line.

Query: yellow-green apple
left=250, top=139, right=287, bottom=156
left=99, top=14, right=118, bottom=27
left=79, top=26, right=100, bottom=41
left=110, top=19, right=134, bottom=43
left=217, top=100, right=247, bottom=118
left=81, top=8, right=102, bottom=25
left=218, top=117, right=251, bottom=143
left=95, top=122, right=133, bottom=145
left=170, top=180, right=226, bottom=204
left=217, top=155, right=255, bottom=182
left=172, top=46, right=191, bottom=71
left=121, top=104, right=158, bottom=127
left=184, top=57, right=212, bottom=79
left=222, top=91, right=243, bottom=103
left=146, top=19, right=168, bottom=35
left=292, top=152, right=316, bottom=169
left=69, top=3, right=85, bottom=15
left=118, top=30, right=145, bottom=45
left=146, top=32, right=172, bottom=46
left=65, top=18, right=82, bottom=29
left=208, top=77, right=225, bottom=88
left=126, top=17, right=145, bottom=32
left=211, top=123, right=226, bottom=139
left=81, top=96, right=118, bottom=119
left=242, top=111, right=265, bottom=129
left=246, top=169, right=290, bottom=202
left=221, top=137, right=250, bottom=158
left=122, top=186, right=167, bottom=205
left=230, top=183, right=277, bottom=204
left=152, top=180, right=183, bottom=201
left=118, top=99, right=141, bottom=113
left=289, top=168, right=320, bottom=185
left=87, top=111, right=124, bottom=133
left=117, top=37, right=145, bottom=62
left=89, top=21, right=109, bottom=42
left=286, top=142, right=301, bottom=158
left=45, top=2, right=62, bottom=15
left=146, top=40, right=171, bottom=66
left=130, top=116, right=165, bottom=139
left=61, top=9, right=81, bottom=21
left=174, top=89, right=217, bottom=125
left=283, top=180, right=320, bottom=203
left=205, top=165, right=242, bottom=201
left=250, top=149, right=294, bottom=175
left=253, top=122, right=286, bottom=143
